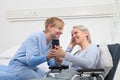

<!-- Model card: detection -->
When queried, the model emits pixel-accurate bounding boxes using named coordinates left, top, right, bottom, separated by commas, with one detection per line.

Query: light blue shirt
left=62, top=44, right=100, bottom=70
left=8, top=31, right=56, bottom=80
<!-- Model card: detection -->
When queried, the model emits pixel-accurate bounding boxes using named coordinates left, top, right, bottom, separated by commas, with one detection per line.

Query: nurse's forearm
left=28, top=55, right=47, bottom=67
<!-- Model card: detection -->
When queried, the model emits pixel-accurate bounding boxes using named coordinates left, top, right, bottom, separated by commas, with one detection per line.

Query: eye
left=58, top=27, right=63, bottom=30
left=74, top=32, right=77, bottom=34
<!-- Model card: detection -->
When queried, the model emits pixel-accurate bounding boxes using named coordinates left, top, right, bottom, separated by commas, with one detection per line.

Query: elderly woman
left=50, top=25, right=100, bottom=80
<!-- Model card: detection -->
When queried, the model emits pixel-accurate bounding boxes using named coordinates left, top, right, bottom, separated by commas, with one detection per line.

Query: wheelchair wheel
left=96, top=76, right=104, bottom=80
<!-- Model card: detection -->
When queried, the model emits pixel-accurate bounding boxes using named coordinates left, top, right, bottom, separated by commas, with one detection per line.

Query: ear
left=47, top=25, right=52, bottom=30
left=84, top=31, right=88, bottom=36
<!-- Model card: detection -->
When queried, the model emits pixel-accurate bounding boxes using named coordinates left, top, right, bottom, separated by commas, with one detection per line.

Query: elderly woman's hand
left=69, top=37, right=76, bottom=48
left=50, top=46, right=65, bottom=58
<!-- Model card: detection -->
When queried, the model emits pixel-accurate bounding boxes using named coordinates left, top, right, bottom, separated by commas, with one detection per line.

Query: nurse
left=8, top=17, right=64, bottom=80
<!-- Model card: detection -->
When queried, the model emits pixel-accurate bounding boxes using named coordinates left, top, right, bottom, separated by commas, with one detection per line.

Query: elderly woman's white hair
left=73, top=25, right=91, bottom=43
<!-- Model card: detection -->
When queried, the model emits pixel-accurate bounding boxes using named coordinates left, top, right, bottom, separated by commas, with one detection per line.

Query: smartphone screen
left=52, top=39, right=59, bottom=49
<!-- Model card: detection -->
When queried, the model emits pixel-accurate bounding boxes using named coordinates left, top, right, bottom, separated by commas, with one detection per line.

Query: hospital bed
left=0, top=43, right=120, bottom=80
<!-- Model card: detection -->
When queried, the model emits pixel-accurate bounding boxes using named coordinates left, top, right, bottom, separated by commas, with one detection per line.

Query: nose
left=72, top=34, right=75, bottom=37
left=59, top=30, right=63, bottom=34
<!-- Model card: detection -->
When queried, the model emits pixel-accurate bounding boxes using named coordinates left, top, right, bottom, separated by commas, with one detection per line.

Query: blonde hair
left=44, top=17, right=64, bottom=32
left=73, top=25, right=91, bottom=43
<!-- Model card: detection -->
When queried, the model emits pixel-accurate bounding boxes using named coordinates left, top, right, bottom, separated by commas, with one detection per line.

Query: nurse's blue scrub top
left=9, top=31, right=56, bottom=73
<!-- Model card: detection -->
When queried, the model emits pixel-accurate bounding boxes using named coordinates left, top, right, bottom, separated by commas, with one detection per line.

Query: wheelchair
left=31, top=43, right=120, bottom=80
left=47, top=66, right=104, bottom=80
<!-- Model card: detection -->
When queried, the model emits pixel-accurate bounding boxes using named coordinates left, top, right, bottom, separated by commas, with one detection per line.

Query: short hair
left=73, top=25, right=91, bottom=43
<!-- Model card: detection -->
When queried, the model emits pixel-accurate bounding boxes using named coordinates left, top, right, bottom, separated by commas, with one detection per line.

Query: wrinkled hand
left=69, top=37, right=76, bottom=48
left=50, top=46, right=65, bottom=58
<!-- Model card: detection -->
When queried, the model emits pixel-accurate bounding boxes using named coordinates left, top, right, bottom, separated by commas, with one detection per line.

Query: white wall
left=2, top=0, right=114, bottom=9
left=0, top=0, right=120, bottom=54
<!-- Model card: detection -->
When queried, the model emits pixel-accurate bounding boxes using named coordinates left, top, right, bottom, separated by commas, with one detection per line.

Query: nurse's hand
left=46, top=46, right=55, bottom=60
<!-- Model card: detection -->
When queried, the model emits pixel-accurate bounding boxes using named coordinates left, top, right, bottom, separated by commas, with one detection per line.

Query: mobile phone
left=52, top=39, right=59, bottom=49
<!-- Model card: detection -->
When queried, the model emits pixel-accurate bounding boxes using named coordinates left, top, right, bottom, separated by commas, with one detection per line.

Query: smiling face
left=49, top=24, right=64, bottom=39
left=71, top=27, right=90, bottom=45
left=45, top=17, right=64, bottom=39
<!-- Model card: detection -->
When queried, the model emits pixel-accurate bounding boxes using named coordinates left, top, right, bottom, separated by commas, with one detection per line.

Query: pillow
left=97, top=43, right=113, bottom=77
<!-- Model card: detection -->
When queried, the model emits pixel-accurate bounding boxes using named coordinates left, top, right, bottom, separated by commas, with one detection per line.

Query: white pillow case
left=97, top=43, right=113, bottom=77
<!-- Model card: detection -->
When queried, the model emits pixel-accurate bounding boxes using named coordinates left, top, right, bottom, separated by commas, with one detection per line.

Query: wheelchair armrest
left=77, top=68, right=104, bottom=77
left=48, top=65, right=69, bottom=73
left=49, top=65, right=69, bottom=70
left=77, top=68, right=104, bottom=73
